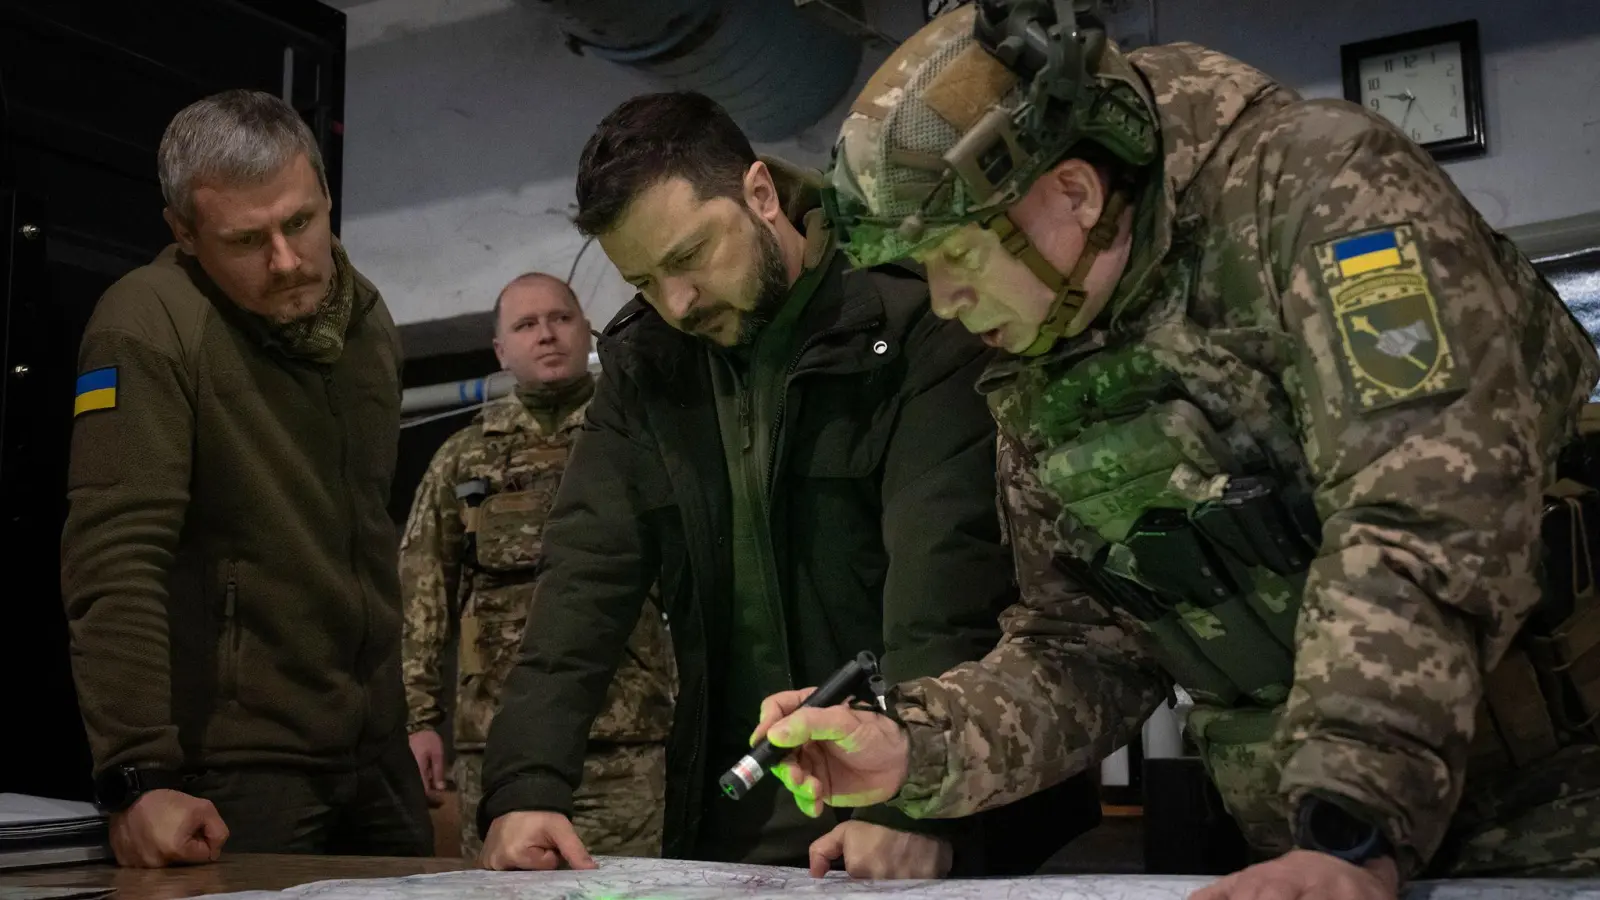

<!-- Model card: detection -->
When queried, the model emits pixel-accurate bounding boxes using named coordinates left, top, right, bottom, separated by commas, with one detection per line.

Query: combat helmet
left=821, top=0, right=1160, bottom=354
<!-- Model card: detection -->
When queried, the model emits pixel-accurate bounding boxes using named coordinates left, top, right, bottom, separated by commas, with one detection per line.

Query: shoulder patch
left=1313, top=223, right=1467, bottom=414
left=74, top=367, right=119, bottom=417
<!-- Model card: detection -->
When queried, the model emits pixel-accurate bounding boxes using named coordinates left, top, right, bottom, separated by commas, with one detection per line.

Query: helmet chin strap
left=984, top=190, right=1129, bottom=356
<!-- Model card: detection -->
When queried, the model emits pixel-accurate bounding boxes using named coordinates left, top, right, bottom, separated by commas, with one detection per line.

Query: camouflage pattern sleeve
left=1242, top=102, right=1600, bottom=876
left=398, top=428, right=472, bottom=734
left=889, top=431, right=1169, bottom=819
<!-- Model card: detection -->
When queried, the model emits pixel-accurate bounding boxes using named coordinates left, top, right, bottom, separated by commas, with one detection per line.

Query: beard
left=680, top=211, right=791, bottom=347
left=732, top=217, right=792, bottom=346
left=265, top=272, right=331, bottom=324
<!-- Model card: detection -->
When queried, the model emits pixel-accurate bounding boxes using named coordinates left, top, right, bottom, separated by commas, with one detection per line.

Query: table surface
left=0, top=854, right=474, bottom=900
left=7, top=855, right=1600, bottom=900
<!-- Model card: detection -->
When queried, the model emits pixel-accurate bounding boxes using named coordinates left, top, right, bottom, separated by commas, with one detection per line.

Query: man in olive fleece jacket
left=60, top=90, right=429, bottom=867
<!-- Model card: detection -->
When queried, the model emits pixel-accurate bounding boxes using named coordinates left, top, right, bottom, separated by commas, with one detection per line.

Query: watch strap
left=95, top=765, right=187, bottom=811
left=1294, top=795, right=1394, bottom=865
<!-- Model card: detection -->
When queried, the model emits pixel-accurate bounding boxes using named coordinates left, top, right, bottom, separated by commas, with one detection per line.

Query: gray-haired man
left=60, top=89, right=431, bottom=866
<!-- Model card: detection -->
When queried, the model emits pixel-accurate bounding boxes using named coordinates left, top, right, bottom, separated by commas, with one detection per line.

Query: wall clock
left=1341, top=20, right=1487, bottom=162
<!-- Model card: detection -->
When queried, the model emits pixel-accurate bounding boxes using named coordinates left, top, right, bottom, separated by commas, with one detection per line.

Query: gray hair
left=158, top=89, right=328, bottom=224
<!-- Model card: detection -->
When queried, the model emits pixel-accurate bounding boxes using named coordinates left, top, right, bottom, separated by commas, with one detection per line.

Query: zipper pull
left=738, top=389, right=752, bottom=452
left=225, top=577, right=237, bottom=618
left=868, top=673, right=889, bottom=712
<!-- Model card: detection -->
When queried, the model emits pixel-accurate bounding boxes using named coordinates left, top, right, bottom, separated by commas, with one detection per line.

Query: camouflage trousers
left=454, top=743, right=667, bottom=860
left=1430, top=743, right=1600, bottom=877
left=1191, top=703, right=1600, bottom=877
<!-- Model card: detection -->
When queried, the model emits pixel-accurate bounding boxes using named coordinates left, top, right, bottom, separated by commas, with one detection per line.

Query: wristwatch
left=93, top=765, right=186, bottom=812
left=1294, top=795, right=1394, bottom=865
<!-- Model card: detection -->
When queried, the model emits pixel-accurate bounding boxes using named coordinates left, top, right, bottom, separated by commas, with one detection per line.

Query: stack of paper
left=0, top=794, right=109, bottom=871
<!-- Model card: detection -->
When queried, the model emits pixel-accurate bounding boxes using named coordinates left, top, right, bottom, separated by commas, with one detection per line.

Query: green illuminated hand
left=750, top=687, right=912, bottom=818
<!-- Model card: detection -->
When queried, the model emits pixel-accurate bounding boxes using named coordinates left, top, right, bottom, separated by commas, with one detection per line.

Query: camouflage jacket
left=400, top=386, right=676, bottom=751
left=887, top=43, right=1600, bottom=877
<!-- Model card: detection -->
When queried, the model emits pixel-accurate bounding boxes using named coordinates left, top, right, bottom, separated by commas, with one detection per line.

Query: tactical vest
left=453, top=433, right=679, bottom=751
left=1006, top=335, right=1600, bottom=853
left=450, top=440, right=570, bottom=746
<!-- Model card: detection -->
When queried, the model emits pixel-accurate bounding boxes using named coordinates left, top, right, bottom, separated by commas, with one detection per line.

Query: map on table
left=198, top=856, right=1600, bottom=900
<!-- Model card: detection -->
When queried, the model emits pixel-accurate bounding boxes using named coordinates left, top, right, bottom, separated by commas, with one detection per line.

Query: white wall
left=1151, top=0, right=1600, bottom=233
left=335, top=0, right=1600, bottom=331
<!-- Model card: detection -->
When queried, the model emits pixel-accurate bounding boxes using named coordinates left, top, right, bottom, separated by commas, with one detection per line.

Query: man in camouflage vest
left=401, top=273, right=676, bottom=859
left=751, top=3, right=1600, bottom=898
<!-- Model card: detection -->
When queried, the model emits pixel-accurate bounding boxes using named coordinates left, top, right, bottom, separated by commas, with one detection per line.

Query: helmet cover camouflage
left=822, top=1, right=1159, bottom=270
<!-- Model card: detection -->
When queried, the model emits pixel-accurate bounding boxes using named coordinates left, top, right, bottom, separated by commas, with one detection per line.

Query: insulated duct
left=401, top=352, right=603, bottom=419
left=519, top=0, right=864, bottom=141
left=402, top=371, right=514, bottom=418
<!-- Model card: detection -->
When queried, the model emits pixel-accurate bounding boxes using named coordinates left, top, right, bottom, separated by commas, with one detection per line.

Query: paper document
left=0, top=794, right=110, bottom=872
left=193, top=856, right=1600, bottom=900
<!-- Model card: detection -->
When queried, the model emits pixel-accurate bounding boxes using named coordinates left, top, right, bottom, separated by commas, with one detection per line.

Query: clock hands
left=1396, top=91, right=1417, bottom=132
left=1379, top=89, right=1436, bottom=136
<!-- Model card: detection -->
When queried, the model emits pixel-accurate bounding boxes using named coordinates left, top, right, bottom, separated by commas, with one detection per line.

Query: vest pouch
left=1172, top=599, right=1292, bottom=706
left=1191, top=475, right=1321, bottom=577
left=456, top=590, right=538, bottom=747
left=1123, top=510, right=1294, bottom=705
left=1191, top=475, right=1320, bottom=650
left=473, top=487, right=552, bottom=575
left=1141, top=614, right=1242, bottom=707
left=1079, top=541, right=1242, bottom=707
left=1525, top=482, right=1600, bottom=743
left=1043, top=399, right=1238, bottom=545
left=1480, top=645, right=1560, bottom=766
left=1242, top=569, right=1301, bottom=650
left=1186, top=703, right=1294, bottom=855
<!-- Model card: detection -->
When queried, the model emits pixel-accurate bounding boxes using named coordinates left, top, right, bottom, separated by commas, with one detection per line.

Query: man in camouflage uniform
left=752, top=3, right=1600, bottom=898
left=401, top=273, right=676, bottom=859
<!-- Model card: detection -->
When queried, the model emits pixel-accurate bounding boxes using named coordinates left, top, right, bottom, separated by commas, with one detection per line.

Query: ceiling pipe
left=515, top=0, right=864, bottom=141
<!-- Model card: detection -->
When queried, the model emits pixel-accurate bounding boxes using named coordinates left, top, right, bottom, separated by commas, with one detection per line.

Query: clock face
left=1356, top=41, right=1473, bottom=146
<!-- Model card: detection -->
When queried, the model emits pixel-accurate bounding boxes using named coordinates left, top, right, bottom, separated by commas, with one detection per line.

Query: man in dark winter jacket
left=478, top=91, right=1099, bottom=877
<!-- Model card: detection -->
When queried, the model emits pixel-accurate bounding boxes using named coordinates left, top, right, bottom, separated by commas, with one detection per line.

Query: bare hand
left=109, top=789, right=228, bottom=868
left=1190, top=850, right=1400, bottom=900
left=408, top=729, right=447, bottom=805
left=479, top=811, right=596, bottom=871
left=807, top=820, right=953, bottom=879
left=752, top=687, right=910, bottom=816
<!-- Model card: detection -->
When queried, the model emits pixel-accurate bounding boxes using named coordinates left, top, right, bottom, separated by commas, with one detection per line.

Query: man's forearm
left=62, top=492, right=187, bottom=772
left=66, top=590, right=182, bottom=772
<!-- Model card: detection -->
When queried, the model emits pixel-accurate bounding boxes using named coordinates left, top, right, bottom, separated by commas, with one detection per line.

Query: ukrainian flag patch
left=74, top=366, right=118, bottom=417
left=1330, top=229, right=1403, bottom=278
left=1313, top=222, right=1468, bottom=413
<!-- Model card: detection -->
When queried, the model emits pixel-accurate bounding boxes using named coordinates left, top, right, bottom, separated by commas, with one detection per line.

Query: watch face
left=1297, top=796, right=1390, bottom=864
left=95, top=768, right=134, bottom=809
left=1356, top=40, right=1473, bottom=146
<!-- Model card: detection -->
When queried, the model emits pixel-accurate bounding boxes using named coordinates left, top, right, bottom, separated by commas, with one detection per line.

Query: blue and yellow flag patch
left=1313, top=222, right=1468, bottom=413
left=1331, top=229, right=1404, bottom=278
left=74, top=367, right=118, bottom=417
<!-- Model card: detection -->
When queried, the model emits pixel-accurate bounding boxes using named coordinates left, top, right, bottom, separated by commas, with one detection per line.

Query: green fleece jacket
left=61, top=245, right=405, bottom=777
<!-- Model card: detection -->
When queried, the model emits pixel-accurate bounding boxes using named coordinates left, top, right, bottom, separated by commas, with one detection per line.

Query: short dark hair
left=493, top=272, right=580, bottom=333
left=574, top=92, right=756, bottom=237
